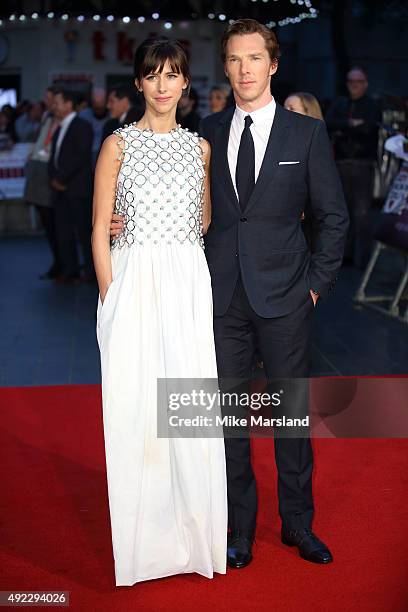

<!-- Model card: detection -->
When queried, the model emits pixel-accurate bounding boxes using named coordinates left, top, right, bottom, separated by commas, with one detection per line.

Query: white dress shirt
left=55, top=111, right=77, bottom=166
left=228, top=98, right=276, bottom=196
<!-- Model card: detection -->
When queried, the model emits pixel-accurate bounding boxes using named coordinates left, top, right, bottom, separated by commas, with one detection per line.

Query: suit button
left=240, top=217, right=248, bottom=223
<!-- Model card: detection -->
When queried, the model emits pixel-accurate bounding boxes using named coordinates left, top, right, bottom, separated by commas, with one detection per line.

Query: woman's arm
left=200, top=138, right=212, bottom=235
left=91, top=134, right=123, bottom=302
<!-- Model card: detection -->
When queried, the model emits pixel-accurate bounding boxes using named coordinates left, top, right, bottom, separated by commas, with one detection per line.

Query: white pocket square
left=278, top=161, right=300, bottom=165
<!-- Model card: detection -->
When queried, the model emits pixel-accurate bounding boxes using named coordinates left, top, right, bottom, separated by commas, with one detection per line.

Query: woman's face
left=137, top=59, right=188, bottom=116
left=209, top=89, right=227, bottom=113
left=284, top=95, right=305, bottom=115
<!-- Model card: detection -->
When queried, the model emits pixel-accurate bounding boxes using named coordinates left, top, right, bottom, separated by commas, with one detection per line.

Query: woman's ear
left=134, top=78, right=142, bottom=93
left=182, top=78, right=190, bottom=95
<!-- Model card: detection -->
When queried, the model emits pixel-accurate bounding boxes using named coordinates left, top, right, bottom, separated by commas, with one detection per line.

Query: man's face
left=44, top=90, right=54, bottom=112
left=346, top=69, right=368, bottom=100
left=92, top=91, right=106, bottom=118
left=107, top=92, right=129, bottom=119
left=29, top=102, right=43, bottom=122
left=224, top=33, right=277, bottom=108
left=52, top=94, right=73, bottom=121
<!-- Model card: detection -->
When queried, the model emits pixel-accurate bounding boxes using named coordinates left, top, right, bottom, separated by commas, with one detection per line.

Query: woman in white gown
left=91, top=37, right=227, bottom=586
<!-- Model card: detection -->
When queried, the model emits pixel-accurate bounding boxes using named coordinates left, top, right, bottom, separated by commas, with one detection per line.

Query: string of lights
left=0, top=0, right=318, bottom=30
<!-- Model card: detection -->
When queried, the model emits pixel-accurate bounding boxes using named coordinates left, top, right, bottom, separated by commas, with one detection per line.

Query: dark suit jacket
left=101, top=106, right=145, bottom=142
left=200, top=104, right=349, bottom=318
left=48, top=116, right=93, bottom=199
left=176, top=109, right=201, bottom=133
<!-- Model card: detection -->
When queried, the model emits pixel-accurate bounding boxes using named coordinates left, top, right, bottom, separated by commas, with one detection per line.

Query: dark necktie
left=236, top=115, right=255, bottom=211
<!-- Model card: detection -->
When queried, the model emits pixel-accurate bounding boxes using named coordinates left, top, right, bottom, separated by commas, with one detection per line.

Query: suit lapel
left=60, top=116, right=76, bottom=149
left=214, top=108, right=239, bottom=211
left=50, top=125, right=60, bottom=168
left=243, top=104, right=290, bottom=213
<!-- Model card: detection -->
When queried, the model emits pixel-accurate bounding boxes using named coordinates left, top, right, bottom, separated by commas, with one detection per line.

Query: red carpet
left=0, top=385, right=407, bottom=612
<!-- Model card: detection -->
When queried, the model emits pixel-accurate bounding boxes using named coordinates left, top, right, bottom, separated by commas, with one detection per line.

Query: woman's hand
left=100, top=280, right=113, bottom=304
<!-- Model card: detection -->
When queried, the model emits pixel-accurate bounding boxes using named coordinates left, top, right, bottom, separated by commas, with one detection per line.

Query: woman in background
left=284, top=92, right=324, bottom=121
left=208, top=84, right=231, bottom=114
left=284, top=92, right=324, bottom=247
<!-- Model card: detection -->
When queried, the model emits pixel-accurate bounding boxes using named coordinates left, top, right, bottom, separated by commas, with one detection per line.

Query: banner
left=0, top=143, right=32, bottom=200
left=375, top=135, right=408, bottom=251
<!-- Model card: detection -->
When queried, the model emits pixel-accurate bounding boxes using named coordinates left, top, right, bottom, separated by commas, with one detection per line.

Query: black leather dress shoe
left=227, top=532, right=253, bottom=569
left=281, top=528, right=333, bottom=564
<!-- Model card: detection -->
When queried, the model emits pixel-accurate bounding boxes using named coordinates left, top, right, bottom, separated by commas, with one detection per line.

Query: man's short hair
left=108, top=84, right=133, bottom=101
left=53, top=88, right=78, bottom=107
left=347, top=67, right=368, bottom=81
left=221, top=18, right=280, bottom=64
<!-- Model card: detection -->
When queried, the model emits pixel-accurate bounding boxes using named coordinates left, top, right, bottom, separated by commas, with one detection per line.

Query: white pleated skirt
left=96, top=243, right=227, bottom=586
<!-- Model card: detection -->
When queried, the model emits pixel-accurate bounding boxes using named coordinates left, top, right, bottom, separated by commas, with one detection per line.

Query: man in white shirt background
left=24, top=86, right=60, bottom=280
left=48, top=89, right=94, bottom=283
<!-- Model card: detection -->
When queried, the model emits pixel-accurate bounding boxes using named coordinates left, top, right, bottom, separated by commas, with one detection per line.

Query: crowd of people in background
left=1, top=66, right=405, bottom=284
left=17, top=81, right=235, bottom=284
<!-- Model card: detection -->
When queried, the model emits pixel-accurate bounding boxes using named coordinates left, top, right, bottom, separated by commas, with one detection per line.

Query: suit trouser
left=337, top=159, right=375, bottom=269
left=213, top=275, right=314, bottom=537
left=34, top=204, right=61, bottom=273
left=53, top=191, right=93, bottom=277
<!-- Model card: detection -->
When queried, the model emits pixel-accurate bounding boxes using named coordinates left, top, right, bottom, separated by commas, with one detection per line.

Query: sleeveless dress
left=96, top=124, right=227, bottom=586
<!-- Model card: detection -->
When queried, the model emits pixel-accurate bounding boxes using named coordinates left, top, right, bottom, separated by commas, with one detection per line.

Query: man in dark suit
left=101, top=84, right=144, bottom=142
left=198, top=19, right=349, bottom=569
left=49, top=89, right=94, bottom=282
left=326, top=67, right=380, bottom=268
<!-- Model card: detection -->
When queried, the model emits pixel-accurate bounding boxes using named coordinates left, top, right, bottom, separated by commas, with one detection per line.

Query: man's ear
left=269, top=59, right=278, bottom=77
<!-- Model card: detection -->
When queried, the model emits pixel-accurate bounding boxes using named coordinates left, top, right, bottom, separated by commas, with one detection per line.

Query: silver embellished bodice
left=111, top=125, right=205, bottom=250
